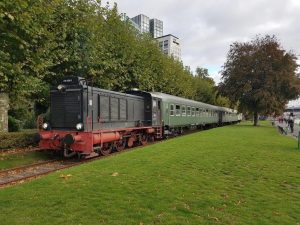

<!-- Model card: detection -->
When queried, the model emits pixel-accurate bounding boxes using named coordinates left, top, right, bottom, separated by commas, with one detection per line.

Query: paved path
left=274, top=121, right=300, bottom=139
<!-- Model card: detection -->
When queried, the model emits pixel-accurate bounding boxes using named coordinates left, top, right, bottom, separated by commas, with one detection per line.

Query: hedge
left=0, top=129, right=38, bottom=150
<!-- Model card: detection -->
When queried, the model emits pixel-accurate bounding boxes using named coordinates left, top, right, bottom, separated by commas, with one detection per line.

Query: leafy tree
left=0, top=0, right=64, bottom=126
left=219, top=35, right=300, bottom=125
left=195, top=67, right=215, bottom=85
left=192, top=67, right=216, bottom=104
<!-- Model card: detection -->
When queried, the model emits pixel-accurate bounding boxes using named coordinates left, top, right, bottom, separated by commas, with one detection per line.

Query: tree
left=219, top=35, right=300, bottom=126
left=192, top=67, right=216, bottom=104
left=0, top=0, right=64, bottom=129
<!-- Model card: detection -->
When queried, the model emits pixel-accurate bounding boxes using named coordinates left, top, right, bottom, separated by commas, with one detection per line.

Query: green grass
left=1, top=122, right=300, bottom=225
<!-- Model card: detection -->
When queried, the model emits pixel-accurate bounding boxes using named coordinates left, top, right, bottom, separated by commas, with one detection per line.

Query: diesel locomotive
left=38, top=76, right=242, bottom=157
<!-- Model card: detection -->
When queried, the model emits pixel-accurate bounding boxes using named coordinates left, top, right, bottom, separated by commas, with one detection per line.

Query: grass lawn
left=0, top=151, right=53, bottom=170
left=1, top=122, right=300, bottom=225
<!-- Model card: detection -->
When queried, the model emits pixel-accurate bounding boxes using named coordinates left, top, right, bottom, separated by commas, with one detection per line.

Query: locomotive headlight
left=42, top=122, right=50, bottom=130
left=57, top=84, right=66, bottom=92
left=76, top=123, right=83, bottom=131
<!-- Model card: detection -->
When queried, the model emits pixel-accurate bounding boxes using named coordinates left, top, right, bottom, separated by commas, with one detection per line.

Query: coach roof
left=150, top=92, right=222, bottom=110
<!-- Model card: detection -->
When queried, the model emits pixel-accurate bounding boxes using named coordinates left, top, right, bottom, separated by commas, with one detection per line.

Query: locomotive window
left=152, top=100, right=157, bottom=109
left=196, top=108, right=199, bottom=116
left=187, top=106, right=191, bottom=116
left=182, top=105, right=186, bottom=116
left=176, top=105, right=181, bottom=116
left=170, top=104, right=175, bottom=116
left=191, top=107, right=195, bottom=116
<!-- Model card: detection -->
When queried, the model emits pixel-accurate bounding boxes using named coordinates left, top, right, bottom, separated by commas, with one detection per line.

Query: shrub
left=0, top=129, right=38, bottom=149
left=8, top=116, right=22, bottom=132
left=23, top=115, right=37, bottom=129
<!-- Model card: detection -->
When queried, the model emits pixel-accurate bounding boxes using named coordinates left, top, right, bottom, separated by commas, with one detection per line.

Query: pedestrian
left=288, top=113, right=294, bottom=133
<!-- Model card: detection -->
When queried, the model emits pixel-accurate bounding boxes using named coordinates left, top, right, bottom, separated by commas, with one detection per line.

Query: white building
left=156, top=34, right=181, bottom=60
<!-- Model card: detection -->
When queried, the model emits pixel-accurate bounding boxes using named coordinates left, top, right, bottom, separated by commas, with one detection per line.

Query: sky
left=107, top=0, right=300, bottom=105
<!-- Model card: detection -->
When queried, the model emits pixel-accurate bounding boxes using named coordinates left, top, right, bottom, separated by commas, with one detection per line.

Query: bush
left=23, top=115, right=37, bottom=129
left=8, top=116, right=22, bottom=132
left=0, top=129, right=38, bottom=149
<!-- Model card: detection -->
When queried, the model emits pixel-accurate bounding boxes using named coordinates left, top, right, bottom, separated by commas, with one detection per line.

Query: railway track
left=0, top=147, right=42, bottom=155
left=0, top=158, right=81, bottom=187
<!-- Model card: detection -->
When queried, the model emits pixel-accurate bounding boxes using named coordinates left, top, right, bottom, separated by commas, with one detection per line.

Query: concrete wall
left=0, top=93, right=9, bottom=132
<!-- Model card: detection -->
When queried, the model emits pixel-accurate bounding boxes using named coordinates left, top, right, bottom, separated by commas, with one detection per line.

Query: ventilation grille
left=50, top=91, right=81, bottom=128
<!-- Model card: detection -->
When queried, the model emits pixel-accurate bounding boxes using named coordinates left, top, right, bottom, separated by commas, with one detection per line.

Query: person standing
left=288, top=113, right=294, bottom=133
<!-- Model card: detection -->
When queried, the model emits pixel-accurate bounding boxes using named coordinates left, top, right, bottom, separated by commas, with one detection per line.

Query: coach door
left=152, top=98, right=162, bottom=126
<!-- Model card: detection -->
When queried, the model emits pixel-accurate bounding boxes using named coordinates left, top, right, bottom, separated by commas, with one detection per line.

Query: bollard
left=298, top=131, right=300, bottom=150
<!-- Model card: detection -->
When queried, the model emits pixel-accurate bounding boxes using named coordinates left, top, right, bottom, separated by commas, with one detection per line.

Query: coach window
left=170, top=104, right=175, bottom=116
left=191, top=107, right=195, bottom=116
left=187, top=106, right=191, bottom=116
left=199, top=109, right=203, bottom=116
left=176, top=105, right=181, bottom=116
left=182, top=105, right=186, bottom=116
left=196, top=108, right=199, bottom=116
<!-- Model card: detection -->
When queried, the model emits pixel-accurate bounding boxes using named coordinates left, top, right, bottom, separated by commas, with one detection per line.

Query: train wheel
left=115, top=140, right=126, bottom=152
left=100, top=143, right=112, bottom=156
left=77, top=153, right=86, bottom=160
left=140, top=134, right=148, bottom=145
left=127, top=137, right=135, bottom=148
left=149, top=135, right=155, bottom=142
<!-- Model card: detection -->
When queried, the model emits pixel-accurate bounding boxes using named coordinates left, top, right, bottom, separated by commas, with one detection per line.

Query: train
left=38, top=76, right=242, bottom=157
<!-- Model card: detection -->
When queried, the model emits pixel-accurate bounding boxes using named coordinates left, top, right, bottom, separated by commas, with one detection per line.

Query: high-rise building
left=120, top=13, right=141, bottom=32
left=150, top=19, right=163, bottom=38
left=156, top=34, right=181, bottom=60
left=131, top=14, right=150, bottom=33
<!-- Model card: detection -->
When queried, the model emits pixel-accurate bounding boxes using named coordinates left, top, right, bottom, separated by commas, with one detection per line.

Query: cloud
left=108, top=0, right=300, bottom=84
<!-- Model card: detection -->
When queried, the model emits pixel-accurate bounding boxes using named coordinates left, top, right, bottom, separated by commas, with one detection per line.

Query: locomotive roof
left=88, top=86, right=145, bottom=100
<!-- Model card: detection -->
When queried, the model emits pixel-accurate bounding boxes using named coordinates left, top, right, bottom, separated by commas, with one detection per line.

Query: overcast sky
left=108, top=0, right=300, bottom=85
